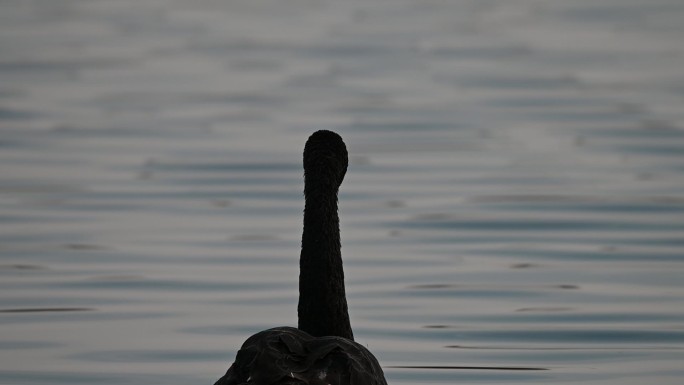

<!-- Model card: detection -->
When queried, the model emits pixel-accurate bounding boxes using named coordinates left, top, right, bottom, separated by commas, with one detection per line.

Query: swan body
left=214, top=327, right=385, bottom=385
left=214, top=131, right=387, bottom=385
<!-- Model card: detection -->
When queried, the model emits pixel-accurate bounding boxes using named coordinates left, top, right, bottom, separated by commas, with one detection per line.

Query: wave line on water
left=445, top=345, right=684, bottom=351
left=387, top=365, right=548, bottom=371
left=0, top=307, right=94, bottom=313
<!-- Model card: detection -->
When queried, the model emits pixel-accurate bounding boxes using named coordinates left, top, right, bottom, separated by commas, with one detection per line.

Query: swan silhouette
left=214, top=130, right=387, bottom=385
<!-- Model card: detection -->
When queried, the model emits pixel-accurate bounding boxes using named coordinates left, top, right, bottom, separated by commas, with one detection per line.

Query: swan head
left=303, top=130, right=348, bottom=189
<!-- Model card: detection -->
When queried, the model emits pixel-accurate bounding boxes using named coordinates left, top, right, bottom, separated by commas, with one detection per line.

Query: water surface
left=2, top=1, right=684, bottom=384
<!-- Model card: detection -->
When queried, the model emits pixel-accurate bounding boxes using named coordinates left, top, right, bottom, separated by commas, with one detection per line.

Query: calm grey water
left=2, top=1, right=684, bottom=384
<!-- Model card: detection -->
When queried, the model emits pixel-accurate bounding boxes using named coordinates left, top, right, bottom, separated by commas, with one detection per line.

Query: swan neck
left=298, top=182, right=353, bottom=340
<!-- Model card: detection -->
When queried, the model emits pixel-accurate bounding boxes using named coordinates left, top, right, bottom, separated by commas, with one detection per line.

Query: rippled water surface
left=2, top=1, right=684, bottom=384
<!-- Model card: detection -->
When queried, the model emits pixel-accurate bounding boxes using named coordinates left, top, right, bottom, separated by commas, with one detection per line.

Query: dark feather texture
left=214, top=131, right=387, bottom=385
left=214, top=327, right=387, bottom=385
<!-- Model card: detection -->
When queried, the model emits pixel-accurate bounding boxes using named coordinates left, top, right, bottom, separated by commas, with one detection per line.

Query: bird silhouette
left=214, top=130, right=387, bottom=385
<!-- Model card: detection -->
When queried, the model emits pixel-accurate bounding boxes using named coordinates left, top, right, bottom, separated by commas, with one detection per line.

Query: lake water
left=2, top=1, right=684, bottom=384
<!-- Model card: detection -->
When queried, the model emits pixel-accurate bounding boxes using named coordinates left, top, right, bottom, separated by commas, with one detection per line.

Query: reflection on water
left=2, top=0, right=684, bottom=384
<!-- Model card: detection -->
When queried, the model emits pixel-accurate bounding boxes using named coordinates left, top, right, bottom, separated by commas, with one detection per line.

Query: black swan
left=214, top=130, right=387, bottom=385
